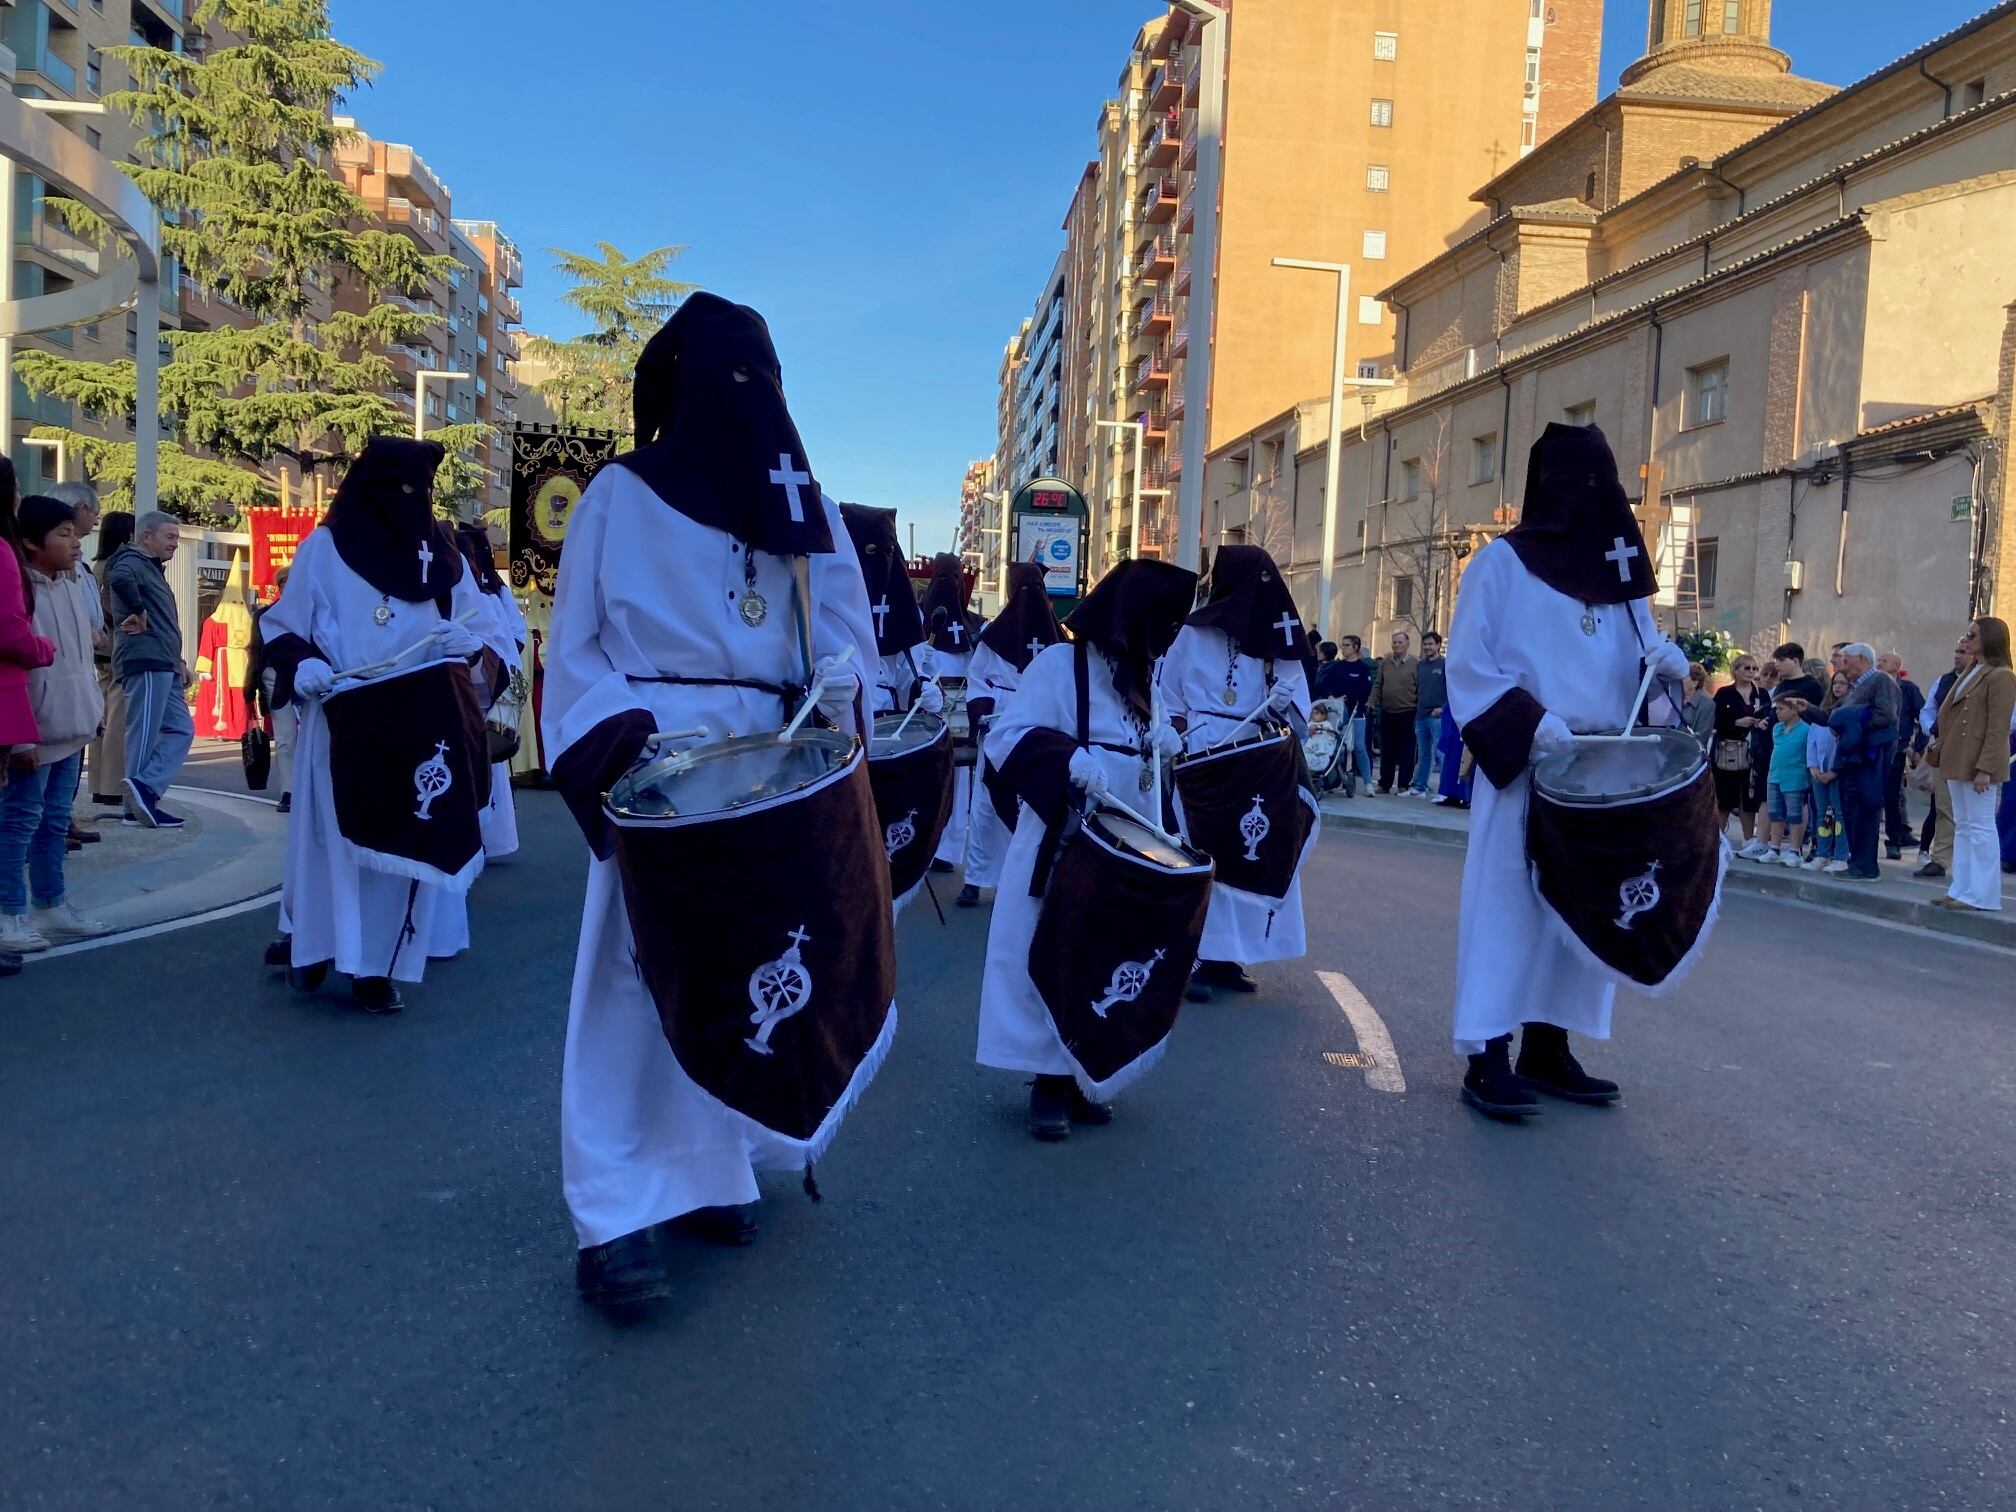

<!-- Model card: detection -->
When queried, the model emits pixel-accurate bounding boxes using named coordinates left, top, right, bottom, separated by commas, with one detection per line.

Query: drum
left=1171, top=724, right=1320, bottom=900
left=868, top=710, right=955, bottom=912
left=603, top=729, right=897, bottom=1151
left=1528, top=725, right=1724, bottom=992
left=1027, top=801, right=1214, bottom=1097
left=940, top=677, right=978, bottom=768
left=486, top=664, right=527, bottom=765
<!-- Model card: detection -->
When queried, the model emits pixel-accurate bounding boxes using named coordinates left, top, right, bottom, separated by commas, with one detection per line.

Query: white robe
left=260, top=529, right=515, bottom=982
left=1444, top=538, right=1662, bottom=1055
left=960, top=642, right=1022, bottom=889
left=543, top=466, right=879, bottom=1250
left=473, top=588, right=524, bottom=862
left=920, top=642, right=976, bottom=865
left=870, top=648, right=926, bottom=714
left=976, top=643, right=1163, bottom=1078
left=1157, top=625, right=1314, bottom=966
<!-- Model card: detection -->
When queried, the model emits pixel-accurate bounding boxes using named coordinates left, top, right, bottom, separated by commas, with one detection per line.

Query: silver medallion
left=1580, top=612, right=1598, bottom=636
left=1139, top=767, right=1155, bottom=793
left=373, top=602, right=393, bottom=627
left=1222, top=688, right=1238, bottom=706
left=740, top=590, right=768, bottom=628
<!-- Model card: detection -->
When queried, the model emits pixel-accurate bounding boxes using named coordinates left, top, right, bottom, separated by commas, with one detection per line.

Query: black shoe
left=1200, top=960, right=1258, bottom=993
left=92, top=793, right=123, bottom=808
left=576, top=1229, right=672, bottom=1307
left=928, top=858, right=955, bottom=874
left=1913, top=860, right=1946, bottom=879
left=1886, top=844, right=1904, bottom=860
left=1029, top=1075, right=1072, bottom=1141
left=671, top=1204, right=759, bottom=1246
left=351, top=976, right=404, bottom=1014
left=276, top=793, right=292, bottom=815
left=67, top=823, right=100, bottom=845
left=287, top=960, right=330, bottom=993
left=1185, top=973, right=1213, bottom=1003
left=1067, top=1084, right=1114, bottom=1125
left=1515, top=1022, right=1619, bottom=1106
left=263, top=935, right=291, bottom=969
left=955, top=884, right=980, bottom=908
left=0, top=951, right=19, bottom=977
left=1460, top=1035, right=1543, bottom=1120
left=66, top=838, right=82, bottom=853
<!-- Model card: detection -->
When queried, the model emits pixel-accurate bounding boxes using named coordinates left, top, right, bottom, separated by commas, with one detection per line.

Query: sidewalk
left=1320, top=788, right=2016, bottom=950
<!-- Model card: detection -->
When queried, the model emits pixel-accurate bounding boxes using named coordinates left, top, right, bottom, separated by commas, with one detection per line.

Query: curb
left=1318, top=799, right=2016, bottom=950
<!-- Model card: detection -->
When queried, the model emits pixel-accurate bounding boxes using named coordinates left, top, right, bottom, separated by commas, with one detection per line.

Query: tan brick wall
left=1985, top=302, right=2016, bottom=618
left=1538, top=0, right=1606, bottom=146
left=1761, top=268, right=1809, bottom=470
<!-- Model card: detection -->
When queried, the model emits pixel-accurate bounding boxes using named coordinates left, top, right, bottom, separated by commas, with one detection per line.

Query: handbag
left=1712, top=736, right=1750, bottom=773
left=242, top=724, right=272, bottom=791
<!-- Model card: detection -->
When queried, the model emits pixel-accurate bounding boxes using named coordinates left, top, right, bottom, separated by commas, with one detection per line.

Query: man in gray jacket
left=105, top=511, right=192, bottom=829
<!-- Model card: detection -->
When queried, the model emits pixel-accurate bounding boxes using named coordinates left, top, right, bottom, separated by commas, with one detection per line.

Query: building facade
left=1203, top=0, right=2016, bottom=682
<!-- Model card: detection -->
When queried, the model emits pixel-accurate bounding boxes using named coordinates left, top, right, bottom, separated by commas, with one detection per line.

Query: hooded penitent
left=841, top=503, right=924, bottom=657
left=1504, top=423, right=1657, bottom=606
left=1065, top=557, right=1199, bottom=712
left=323, top=436, right=460, bottom=612
left=453, top=523, right=505, bottom=596
left=921, top=552, right=984, bottom=654
left=611, top=291, right=833, bottom=558
left=1184, top=543, right=1315, bottom=679
left=979, top=562, right=1063, bottom=673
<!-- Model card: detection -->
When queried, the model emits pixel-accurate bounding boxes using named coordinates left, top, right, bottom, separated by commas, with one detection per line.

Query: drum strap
left=632, top=673, right=806, bottom=709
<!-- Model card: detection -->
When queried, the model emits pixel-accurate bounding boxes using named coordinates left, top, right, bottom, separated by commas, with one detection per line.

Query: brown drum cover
left=1172, top=727, right=1317, bottom=900
left=869, top=719, right=955, bottom=909
left=608, top=749, right=896, bottom=1148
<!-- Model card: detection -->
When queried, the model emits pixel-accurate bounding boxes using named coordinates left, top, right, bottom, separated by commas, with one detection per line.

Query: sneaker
left=1778, top=849, right=1804, bottom=868
left=0, top=915, right=50, bottom=953
left=1802, top=856, right=1826, bottom=870
left=1823, top=860, right=1850, bottom=875
left=29, top=903, right=107, bottom=942
left=1737, top=840, right=1770, bottom=860
left=121, top=779, right=185, bottom=830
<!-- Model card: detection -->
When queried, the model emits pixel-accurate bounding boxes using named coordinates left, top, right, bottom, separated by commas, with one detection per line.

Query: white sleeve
left=540, top=471, right=641, bottom=765
left=809, top=494, right=877, bottom=737
left=1273, top=657, right=1312, bottom=738
left=985, top=642, right=1074, bottom=770
left=1444, top=545, right=1520, bottom=729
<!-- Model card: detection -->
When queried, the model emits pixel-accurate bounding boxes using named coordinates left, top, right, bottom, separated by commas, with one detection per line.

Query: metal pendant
left=1222, top=688, right=1238, bottom=706
left=373, top=601, right=393, bottom=627
left=1580, top=612, right=1598, bottom=637
left=1139, top=766, right=1155, bottom=793
left=740, top=590, right=769, bottom=628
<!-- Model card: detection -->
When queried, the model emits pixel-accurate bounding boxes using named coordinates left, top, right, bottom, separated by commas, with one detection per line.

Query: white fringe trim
left=1530, top=840, right=1729, bottom=1000
left=1068, top=1027, right=1172, bottom=1103
left=337, top=836, right=484, bottom=895
left=739, top=999, right=899, bottom=1169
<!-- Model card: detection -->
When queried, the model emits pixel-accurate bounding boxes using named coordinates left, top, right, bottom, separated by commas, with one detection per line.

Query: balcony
left=1178, top=188, right=1197, bottom=233
left=1170, top=315, right=1189, bottom=360
left=1139, top=458, right=1170, bottom=491
left=1143, top=109, right=1181, bottom=167
left=1135, top=402, right=1168, bottom=440
left=1181, top=117, right=1199, bottom=170
left=385, top=196, right=447, bottom=251
left=1136, top=234, right=1175, bottom=280
left=1141, top=174, right=1179, bottom=224
left=1152, top=53, right=1186, bottom=109
left=497, top=290, right=522, bottom=326
left=1169, top=390, right=1186, bottom=424
left=1175, top=256, right=1192, bottom=296
left=1131, top=294, right=1173, bottom=341
left=1135, top=353, right=1171, bottom=393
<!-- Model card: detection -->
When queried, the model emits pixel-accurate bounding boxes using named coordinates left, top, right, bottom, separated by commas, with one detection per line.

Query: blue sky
left=332, top=1, right=1984, bottom=552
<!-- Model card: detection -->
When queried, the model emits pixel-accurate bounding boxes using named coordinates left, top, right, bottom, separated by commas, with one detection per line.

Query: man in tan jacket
left=1369, top=630, right=1418, bottom=794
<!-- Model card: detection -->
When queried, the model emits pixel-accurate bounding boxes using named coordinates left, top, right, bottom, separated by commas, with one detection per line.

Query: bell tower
left=1623, top=0, right=1791, bottom=85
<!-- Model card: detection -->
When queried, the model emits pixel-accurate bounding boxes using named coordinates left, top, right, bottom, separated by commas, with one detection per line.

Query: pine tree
left=16, top=0, right=487, bottom=520
left=524, top=243, right=694, bottom=436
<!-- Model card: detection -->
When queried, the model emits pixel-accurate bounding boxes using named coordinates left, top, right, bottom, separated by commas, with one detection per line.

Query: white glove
left=813, top=655, right=861, bottom=723
left=917, top=679, right=945, bottom=716
left=1647, top=639, right=1690, bottom=682
left=1068, top=749, right=1110, bottom=798
left=1265, top=683, right=1298, bottom=717
left=1531, top=712, right=1575, bottom=762
left=1149, top=720, right=1185, bottom=760
left=433, top=622, right=483, bottom=659
left=292, top=658, right=335, bottom=702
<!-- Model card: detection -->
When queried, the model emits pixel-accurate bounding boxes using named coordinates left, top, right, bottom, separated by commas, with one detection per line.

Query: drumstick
left=778, top=643, right=856, bottom=744
left=328, top=606, right=483, bottom=683
left=893, top=696, right=923, bottom=741
left=642, top=727, right=710, bottom=752
left=1573, top=663, right=1664, bottom=745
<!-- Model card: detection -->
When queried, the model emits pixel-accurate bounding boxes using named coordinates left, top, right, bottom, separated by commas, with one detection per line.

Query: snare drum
left=939, top=677, right=977, bottom=767
left=604, top=729, right=897, bottom=1149
left=1027, top=800, right=1213, bottom=1097
left=868, top=710, right=955, bottom=911
left=1528, top=725, right=1723, bottom=991
left=1171, top=723, right=1319, bottom=900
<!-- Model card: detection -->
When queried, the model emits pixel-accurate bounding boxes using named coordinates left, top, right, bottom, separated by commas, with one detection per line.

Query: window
left=1366, top=164, right=1390, bottom=192
left=1691, top=537, right=1720, bottom=602
left=1684, top=0, right=1702, bottom=35
left=1362, top=229, right=1387, bottom=260
left=1401, top=458, right=1422, bottom=502
left=1962, top=78, right=1987, bottom=110
left=1393, top=575, right=1416, bottom=618
left=84, top=126, right=101, bottom=151
left=1525, top=49, right=1541, bottom=87
left=1584, top=170, right=1599, bottom=203
left=1370, top=98, right=1393, bottom=128
left=1688, top=360, right=1729, bottom=426
left=1357, top=359, right=1382, bottom=381
left=1721, top=0, right=1741, bottom=31
left=1372, top=31, right=1398, bottom=61
left=1358, top=296, right=1385, bottom=326
left=1565, top=401, right=1597, bottom=427
left=1521, top=118, right=1538, bottom=149
left=85, top=47, right=102, bottom=95
left=1471, top=435, right=1497, bottom=485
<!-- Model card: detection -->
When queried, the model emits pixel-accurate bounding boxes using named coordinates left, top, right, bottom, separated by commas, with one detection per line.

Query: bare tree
left=1378, top=411, right=1454, bottom=640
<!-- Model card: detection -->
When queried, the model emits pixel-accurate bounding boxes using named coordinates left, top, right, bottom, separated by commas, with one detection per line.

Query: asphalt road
left=6, top=788, right=2014, bottom=1510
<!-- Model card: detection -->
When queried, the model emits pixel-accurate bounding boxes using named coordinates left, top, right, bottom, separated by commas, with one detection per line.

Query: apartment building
left=999, top=1, right=1604, bottom=577
left=1203, top=0, right=2016, bottom=678
left=957, top=456, right=996, bottom=594
left=450, top=218, right=526, bottom=517
left=1001, top=252, right=1066, bottom=493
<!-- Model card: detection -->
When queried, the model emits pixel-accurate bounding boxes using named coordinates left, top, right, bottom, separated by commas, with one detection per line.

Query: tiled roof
left=1618, top=65, right=1837, bottom=111
left=1854, top=399, right=1994, bottom=439
left=1511, top=198, right=1601, bottom=220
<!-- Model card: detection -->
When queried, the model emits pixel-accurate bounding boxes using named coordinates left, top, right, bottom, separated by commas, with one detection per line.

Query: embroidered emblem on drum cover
left=1091, top=947, right=1166, bottom=1018
left=746, top=925, right=815, bottom=1054
left=1614, top=860, right=1662, bottom=929
left=885, top=808, right=917, bottom=860
left=1239, top=794, right=1271, bottom=861
left=413, top=740, right=453, bottom=820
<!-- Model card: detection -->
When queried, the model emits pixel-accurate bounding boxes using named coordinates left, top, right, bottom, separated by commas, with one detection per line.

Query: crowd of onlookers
left=0, top=461, right=195, bottom=975
left=1311, top=630, right=1472, bottom=807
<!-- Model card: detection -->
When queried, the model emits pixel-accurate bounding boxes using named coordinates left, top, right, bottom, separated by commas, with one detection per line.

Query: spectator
left=1681, top=662, right=1715, bottom=752
left=244, top=565, right=296, bottom=812
left=1816, top=641, right=1900, bottom=881
left=1310, top=640, right=1346, bottom=697
left=1332, top=634, right=1375, bottom=789
left=1932, top=616, right=2014, bottom=913
left=1914, top=638, right=1968, bottom=878
left=1877, top=650, right=1923, bottom=860
left=0, top=496, right=108, bottom=951
left=45, top=484, right=105, bottom=851
left=1408, top=630, right=1447, bottom=796
left=1715, top=654, right=1770, bottom=853
left=1770, top=641, right=1825, bottom=705
left=1805, top=670, right=1852, bottom=873
left=1759, top=687, right=1812, bottom=866
left=1369, top=630, right=1418, bottom=795
left=84, top=511, right=132, bottom=808
left=0, top=463, right=54, bottom=974
left=106, top=510, right=192, bottom=830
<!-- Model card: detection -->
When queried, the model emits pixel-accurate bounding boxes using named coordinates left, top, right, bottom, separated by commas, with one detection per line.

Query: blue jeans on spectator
left=121, top=669, right=194, bottom=798
left=1811, top=778, right=1849, bottom=861
left=1841, top=755, right=1888, bottom=878
left=1351, top=713, right=1374, bottom=786
left=1410, top=712, right=1443, bottom=792
left=0, top=751, right=82, bottom=914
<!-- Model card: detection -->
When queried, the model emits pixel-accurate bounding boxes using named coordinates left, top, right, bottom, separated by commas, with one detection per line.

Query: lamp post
left=982, top=489, right=1011, bottom=609
left=414, top=369, right=470, bottom=439
left=1170, top=0, right=1227, bottom=575
left=1095, top=418, right=1145, bottom=562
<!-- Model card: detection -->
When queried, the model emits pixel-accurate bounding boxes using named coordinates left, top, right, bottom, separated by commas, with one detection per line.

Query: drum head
left=1533, top=727, right=1704, bottom=806
left=609, top=729, right=856, bottom=820
left=1091, top=806, right=1209, bottom=871
left=870, top=710, right=948, bottom=758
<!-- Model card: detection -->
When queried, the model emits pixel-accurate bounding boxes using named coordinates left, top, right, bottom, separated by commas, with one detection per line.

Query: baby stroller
left=1304, top=698, right=1355, bottom=797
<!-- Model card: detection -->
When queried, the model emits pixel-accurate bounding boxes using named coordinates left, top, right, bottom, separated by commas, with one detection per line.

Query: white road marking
left=1318, top=970, right=1406, bottom=1093
left=24, top=891, right=280, bottom=963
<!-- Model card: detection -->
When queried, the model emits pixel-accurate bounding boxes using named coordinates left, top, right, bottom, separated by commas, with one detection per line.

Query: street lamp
left=1170, top=0, right=1228, bottom=575
left=982, top=489, right=1011, bottom=609
left=1270, top=257, right=1393, bottom=643
left=1095, top=418, right=1145, bottom=562
left=414, top=369, right=470, bottom=440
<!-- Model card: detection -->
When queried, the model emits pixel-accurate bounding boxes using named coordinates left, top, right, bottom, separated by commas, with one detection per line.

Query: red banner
left=247, top=508, right=324, bottom=602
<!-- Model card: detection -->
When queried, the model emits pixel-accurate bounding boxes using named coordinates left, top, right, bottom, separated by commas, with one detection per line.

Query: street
left=6, top=789, right=2014, bottom=1511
